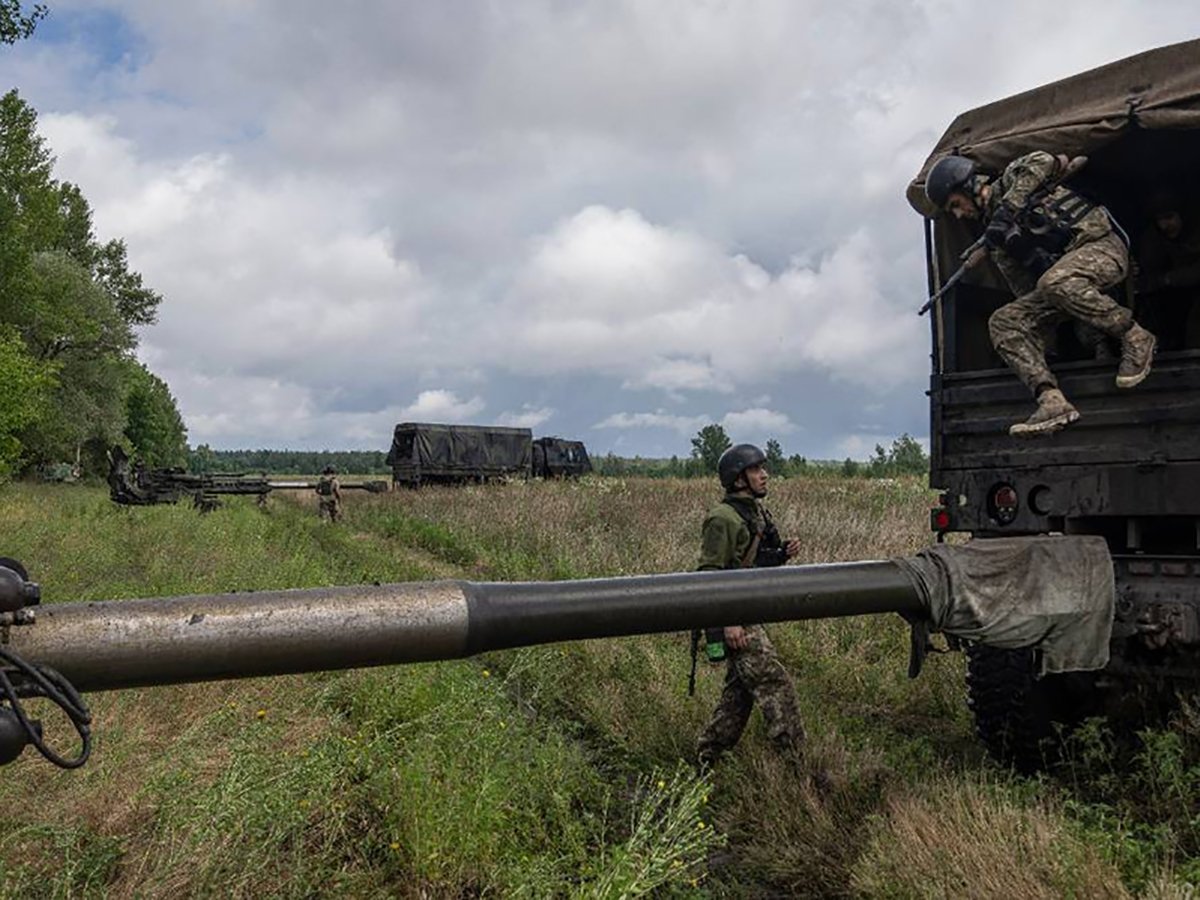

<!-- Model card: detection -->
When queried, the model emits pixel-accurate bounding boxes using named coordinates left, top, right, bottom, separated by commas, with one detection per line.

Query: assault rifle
left=917, top=154, right=1089, bottom=317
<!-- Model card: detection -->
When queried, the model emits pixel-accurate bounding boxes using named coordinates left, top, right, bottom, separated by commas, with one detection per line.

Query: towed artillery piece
left=107, top=446, right=388, bottom=511
left=0, top=535, right=1111, bottom=772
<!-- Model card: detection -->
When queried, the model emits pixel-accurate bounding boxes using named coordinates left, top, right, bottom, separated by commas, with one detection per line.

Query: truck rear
left=911, top=38, right=1200, bottom=764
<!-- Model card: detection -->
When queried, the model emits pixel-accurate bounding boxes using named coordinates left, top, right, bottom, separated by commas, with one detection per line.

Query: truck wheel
left=965, top=644, right=1097, bottom=774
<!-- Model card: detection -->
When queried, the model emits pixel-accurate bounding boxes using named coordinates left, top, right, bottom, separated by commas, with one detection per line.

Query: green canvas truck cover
left=386, top=423, right=533, bottom=480
left=907, top=38, right=1200, bottom=217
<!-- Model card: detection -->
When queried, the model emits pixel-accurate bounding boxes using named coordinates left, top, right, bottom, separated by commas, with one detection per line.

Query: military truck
left=385, top=424, right=594, bottom=486
left=532, top=436, right=593, bottom=478
left=909, top=38, right=1200, bottom=764
left=386, top=423, right=533, bottom=487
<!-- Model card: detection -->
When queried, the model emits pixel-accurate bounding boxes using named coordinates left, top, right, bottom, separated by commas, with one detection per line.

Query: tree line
left=591, top=425, right=928, bottom=479
left=0, top=68, right=188, bottom=479
left=188, top=446, right=392, bottom=476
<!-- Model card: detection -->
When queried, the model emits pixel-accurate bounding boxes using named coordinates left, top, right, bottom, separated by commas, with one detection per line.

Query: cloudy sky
left=2, top=2, right=1197, bottom=457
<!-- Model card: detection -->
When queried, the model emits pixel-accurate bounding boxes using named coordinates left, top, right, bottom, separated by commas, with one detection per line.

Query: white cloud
left=397, top=390, right=485, bottom=424
left=593, top=411, right=708, bottom=435
left=722, top=408, right=797, bottom=436
left=497, top=405, right=555, bottom=428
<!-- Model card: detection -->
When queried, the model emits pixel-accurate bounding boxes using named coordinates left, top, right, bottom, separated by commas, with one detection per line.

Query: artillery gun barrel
left=7, top=562, right=922, bottom=693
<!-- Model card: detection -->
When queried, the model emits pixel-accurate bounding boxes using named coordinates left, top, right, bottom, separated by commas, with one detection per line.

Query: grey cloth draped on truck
left=896, top=535, right=1114, bottom=675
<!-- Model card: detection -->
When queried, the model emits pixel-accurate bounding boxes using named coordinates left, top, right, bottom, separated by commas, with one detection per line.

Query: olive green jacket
left=697, top=493, right=764, bottom=571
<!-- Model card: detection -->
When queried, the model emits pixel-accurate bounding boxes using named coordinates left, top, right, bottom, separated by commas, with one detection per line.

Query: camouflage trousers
left=696, top=625, right=806, bottom=765
left=318, top=498, right=341, bottom=522
left=989, top=232, right=1132, bottom=394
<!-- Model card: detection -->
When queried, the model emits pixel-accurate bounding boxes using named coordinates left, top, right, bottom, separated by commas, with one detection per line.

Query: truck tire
left=965, top=644, right=1097, bottom=774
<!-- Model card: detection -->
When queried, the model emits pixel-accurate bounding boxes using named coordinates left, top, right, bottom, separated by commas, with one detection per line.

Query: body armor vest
left=721, top=499, right=787, bottom=568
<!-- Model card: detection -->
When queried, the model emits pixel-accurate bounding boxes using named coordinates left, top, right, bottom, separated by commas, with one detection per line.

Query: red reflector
left=994, top=486, right=1018, bottom=508
left=934, top=510, right=951, bottom=530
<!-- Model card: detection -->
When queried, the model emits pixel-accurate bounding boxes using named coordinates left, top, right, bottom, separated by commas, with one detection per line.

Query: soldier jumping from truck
left=925, top=150, right=1157, bottom=436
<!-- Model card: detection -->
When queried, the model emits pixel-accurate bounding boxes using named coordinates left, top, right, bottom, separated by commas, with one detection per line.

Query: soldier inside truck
left=936, top=129, right=1200, bottom=372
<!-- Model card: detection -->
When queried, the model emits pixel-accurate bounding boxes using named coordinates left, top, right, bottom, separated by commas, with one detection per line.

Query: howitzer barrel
left=7, top=562, right=923, bottom=693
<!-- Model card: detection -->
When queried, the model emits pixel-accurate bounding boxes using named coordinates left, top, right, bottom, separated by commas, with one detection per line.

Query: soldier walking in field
left=315, top=466, right=342, bottom=522
left=925, top=151, right=1157, bottom=436
left=695, top=443, right=807, bottom=770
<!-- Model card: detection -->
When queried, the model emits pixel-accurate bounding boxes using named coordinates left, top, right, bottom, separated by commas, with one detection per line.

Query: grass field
left=0, top=477, right=1197, bottom=898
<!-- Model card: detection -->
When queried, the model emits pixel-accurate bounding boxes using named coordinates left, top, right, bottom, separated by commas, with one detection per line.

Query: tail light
left=988, top=483, right=1019, bottom=525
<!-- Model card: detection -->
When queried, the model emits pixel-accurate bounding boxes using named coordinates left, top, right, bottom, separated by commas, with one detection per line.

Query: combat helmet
left=925, top=154, right=978, bottom=210
left=718, top=443, right=767, bottom=492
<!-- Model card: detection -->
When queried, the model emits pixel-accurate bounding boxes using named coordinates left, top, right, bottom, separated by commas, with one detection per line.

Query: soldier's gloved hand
left=984, top=204, right=1020, bottom=250
left=784, top=539, right=801, bottom=560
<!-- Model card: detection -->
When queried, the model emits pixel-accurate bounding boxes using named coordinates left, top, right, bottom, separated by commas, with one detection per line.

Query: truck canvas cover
left=386, top=423, right=532, bottom=484
left=907, top=37, right=1200, bottom=217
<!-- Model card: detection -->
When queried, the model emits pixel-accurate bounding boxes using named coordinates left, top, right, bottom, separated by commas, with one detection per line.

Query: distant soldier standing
left=316, top=466, right=342, bottom=522
left=695, top=444, right=806, bottom=769
left=926, top=151, right=1156, bottom=436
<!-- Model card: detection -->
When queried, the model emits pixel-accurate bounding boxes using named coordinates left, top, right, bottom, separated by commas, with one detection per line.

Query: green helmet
left=925, top=155, right=977, bottom=210
left=718, top=443, right=766, bottom=492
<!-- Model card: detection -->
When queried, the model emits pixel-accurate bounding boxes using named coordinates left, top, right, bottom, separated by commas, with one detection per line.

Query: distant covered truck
left=386, top=423, right=533, bottom=487
left=386, top=424, right=594, bottom=486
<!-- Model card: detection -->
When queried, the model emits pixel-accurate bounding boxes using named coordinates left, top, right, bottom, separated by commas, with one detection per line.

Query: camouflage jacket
left=697, top=494, right=768, bottom=571
left=984, top=150, right=1113, bottom=293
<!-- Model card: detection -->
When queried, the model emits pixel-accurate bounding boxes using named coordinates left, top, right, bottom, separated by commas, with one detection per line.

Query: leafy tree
left=0, top=89, right=176, bottom=474
left=0, top=1, right=45, bottom=45
left=889, top=433, right=928, bottom=475
left=123, top=362, right=188, bottom=467
left=788, top=453, right=808, bottom=476
left=865, top=432, right=929, bottom=477
left=0, top=326, right=54, bottom=477
left=840, top=457, right=860, bottom=478
left=765, top=438, right=785, bottom=473
left=690, top=424, right=731, bottom=474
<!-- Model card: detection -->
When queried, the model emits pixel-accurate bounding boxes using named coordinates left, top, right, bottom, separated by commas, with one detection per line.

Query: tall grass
left=0, top=478, right=1194, bottom=896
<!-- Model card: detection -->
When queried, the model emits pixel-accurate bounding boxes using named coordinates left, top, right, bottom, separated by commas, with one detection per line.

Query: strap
left=740, top=529, right=764, bottom=568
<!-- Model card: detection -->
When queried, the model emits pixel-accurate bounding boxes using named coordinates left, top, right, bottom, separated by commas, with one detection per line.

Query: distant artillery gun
left=106, top=447, right=387, bottom=510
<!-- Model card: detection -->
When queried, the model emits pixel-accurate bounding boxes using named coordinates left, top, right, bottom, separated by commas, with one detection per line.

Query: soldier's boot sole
left=1009, top=408, right=1081, bottom=437
left=1116, top=331, right=1156, bottom=389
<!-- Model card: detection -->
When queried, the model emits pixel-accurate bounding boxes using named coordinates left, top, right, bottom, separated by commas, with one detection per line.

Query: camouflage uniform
left=985, top=151, right=1133, bottom=394
left=695, top=494, right=806, bottom=766
left=316, top=474, right=342, bottom=522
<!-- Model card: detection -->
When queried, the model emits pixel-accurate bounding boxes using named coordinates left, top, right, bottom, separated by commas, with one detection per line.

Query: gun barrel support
left=6, top=562, right=923, bottom=692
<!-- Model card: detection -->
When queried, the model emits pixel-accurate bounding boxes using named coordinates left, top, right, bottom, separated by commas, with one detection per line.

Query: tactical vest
left=721, top=498, right=787, bottom=568
left=316, top=477, right=335, bottom=497
left=1006, top=188, right=1098, bottom=276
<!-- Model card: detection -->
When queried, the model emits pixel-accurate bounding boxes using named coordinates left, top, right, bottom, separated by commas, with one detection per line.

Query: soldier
left=926, top=152, right=1157, bottom=436
left=1138, top=192, right=1200, bottom=293
left=695, top=443, right=806, bottom=770
left=315, top=465, right=342, bottom=522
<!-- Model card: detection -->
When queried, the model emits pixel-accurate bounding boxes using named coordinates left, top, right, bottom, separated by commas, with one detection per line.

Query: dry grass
left=852, top=779, right=1131, bottom=899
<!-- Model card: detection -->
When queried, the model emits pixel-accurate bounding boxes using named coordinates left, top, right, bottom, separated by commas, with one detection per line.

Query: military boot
left=1009, top=388, right=1080, bottom=437
left=1116, top=324, right=1156, bottom=388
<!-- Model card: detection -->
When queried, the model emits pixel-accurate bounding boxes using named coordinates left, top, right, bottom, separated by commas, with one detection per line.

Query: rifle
left=917, top=154, right=1089, bottom=317
left=918, top=236, right=988, bottom=316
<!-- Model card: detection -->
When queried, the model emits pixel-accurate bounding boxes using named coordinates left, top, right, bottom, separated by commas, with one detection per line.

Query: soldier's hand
left=784, top=539, right=801, bottom=560
left=724, top=626, right=749, bottom=650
